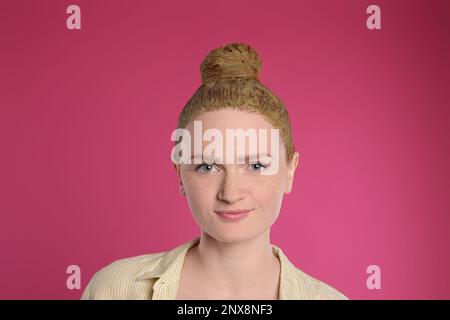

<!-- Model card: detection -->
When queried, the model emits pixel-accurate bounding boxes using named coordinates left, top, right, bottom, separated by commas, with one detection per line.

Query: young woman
left=81, top=43, right=348, bottom=300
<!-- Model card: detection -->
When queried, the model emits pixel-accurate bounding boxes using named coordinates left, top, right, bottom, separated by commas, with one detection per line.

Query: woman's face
left=173, top=108, right=299, bottom=243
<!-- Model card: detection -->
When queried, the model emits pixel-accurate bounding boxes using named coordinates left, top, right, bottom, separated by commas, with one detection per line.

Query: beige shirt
left=81, top=236, right=348, bottom=300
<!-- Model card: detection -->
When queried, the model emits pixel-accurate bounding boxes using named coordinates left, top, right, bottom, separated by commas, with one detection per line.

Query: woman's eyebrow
left=189, top=154, right=273, bottom=163
left=236, top=154, right=273, bottom=163
left=190, top=154, right=215, bottom=163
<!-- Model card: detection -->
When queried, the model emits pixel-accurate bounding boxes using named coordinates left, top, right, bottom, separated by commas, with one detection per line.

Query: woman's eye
left=195, top=163, right=217, bottom=173
left=250, top=162, right=267, bottom=171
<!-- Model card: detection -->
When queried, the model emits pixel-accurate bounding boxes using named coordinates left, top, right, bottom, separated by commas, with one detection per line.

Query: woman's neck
left=189, top=231, right=280, bottom=291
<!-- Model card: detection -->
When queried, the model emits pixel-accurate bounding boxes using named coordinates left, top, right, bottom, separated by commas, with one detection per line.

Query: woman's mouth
left=213, top=209, right=254, bottom=221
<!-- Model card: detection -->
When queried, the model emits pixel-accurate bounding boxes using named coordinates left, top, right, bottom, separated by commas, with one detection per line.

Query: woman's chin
left=206, top=229, right=263, bottom=244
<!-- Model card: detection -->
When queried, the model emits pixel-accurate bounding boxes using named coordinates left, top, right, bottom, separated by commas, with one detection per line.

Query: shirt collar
left=135, top=236, right=300, bottom=299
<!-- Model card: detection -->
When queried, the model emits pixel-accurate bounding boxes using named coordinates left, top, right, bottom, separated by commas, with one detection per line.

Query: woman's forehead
left=185, top=109, right=275, bottom=132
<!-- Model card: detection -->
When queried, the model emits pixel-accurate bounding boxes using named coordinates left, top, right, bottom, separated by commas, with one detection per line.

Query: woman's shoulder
left=80, top=250, right=167, bottom=299
left=81, top=238, right=200, bottom=299
left=292, top=267, right=349, bottom=300
left=273, top=244, right=348, bottom=300
left=90, top=251, right=166, bottom=281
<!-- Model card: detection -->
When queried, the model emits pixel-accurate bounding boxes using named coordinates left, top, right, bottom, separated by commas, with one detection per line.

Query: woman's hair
left=177, top=42, right=296, bottom=161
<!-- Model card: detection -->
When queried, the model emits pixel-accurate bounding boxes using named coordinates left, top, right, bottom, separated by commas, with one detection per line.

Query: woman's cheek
left=260, top=179, right=284, bottom=221
left=187, top=178, right=216, bottom=215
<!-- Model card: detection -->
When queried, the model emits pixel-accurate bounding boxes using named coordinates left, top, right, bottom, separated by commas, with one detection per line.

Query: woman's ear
left=173, top=163, right=185, bottom=196
left=284, top=151, right=300, bottom=194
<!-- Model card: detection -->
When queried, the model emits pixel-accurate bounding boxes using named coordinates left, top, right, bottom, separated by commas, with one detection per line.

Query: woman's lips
left=214, top=209, right=254, bottom=221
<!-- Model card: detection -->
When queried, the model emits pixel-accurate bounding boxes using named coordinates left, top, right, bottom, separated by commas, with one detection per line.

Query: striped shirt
left=81, top=237, right=348, bottom=300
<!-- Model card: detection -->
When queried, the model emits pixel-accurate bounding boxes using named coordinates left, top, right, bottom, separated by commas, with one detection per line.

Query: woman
left=81, top=42, right=348, bottom=300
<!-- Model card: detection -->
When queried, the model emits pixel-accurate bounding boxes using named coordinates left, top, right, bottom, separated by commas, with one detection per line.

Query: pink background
left=0, top=0, right=449, bottom=299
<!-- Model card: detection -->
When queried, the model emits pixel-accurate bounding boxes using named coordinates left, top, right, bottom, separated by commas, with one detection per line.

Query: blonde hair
left=177, top=42, right=296, bottom=161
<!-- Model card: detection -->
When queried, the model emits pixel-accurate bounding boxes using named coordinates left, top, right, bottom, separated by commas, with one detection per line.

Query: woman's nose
left=217, top=171, right=245, bottom=203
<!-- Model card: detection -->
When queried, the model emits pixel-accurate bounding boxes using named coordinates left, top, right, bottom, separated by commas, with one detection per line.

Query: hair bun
left=200, top=43, right=262, bottom=85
